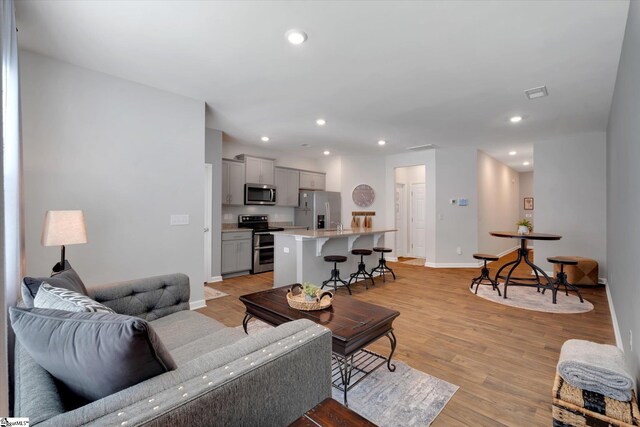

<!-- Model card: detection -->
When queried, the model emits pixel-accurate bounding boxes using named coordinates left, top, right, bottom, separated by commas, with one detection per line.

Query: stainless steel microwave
left=245, top=183, right=277, bottom=205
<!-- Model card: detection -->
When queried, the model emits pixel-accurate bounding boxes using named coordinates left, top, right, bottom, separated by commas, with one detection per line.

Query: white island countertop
left=274, top=227, right=397, bottom=239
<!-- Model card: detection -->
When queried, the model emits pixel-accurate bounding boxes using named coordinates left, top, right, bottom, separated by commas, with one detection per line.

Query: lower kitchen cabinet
left=221, top=231, right=252, bottom=275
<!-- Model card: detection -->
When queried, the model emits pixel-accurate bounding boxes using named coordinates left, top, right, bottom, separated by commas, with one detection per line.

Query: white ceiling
left=15, top=1, right=629, bottom=172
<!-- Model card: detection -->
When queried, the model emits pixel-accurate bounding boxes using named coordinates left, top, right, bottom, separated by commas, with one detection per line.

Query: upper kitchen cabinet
left=275, top=167, right=300, bottom=207
left=222, top=159, right=245, bottom=205
left=299, top=171, right=326, bottom=190
left=237, top=154, right=275, bottom=185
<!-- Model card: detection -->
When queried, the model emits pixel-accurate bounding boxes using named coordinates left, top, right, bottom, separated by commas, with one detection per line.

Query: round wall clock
left=352, top=184, right=375, bottom=207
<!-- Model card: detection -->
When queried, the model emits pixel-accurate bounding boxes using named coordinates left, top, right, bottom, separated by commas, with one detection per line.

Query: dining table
left=489, top=231, right=562, bottom=304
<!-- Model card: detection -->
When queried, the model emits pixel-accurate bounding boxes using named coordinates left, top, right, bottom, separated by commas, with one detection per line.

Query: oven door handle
left=255, top=246, right=274, bottom=250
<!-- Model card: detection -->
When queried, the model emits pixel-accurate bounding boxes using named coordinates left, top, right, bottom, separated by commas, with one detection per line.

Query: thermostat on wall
left=458, top=198, right=468, bottom=206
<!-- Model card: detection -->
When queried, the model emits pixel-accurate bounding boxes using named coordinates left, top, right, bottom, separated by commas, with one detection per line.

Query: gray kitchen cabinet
left=222, top=159, right=245, bottom=205
left=275, top=167, right=300, bottom=207
left=299, top=171, right=326, bottom=190
left=221, top=231, right=252, bottom=274
left=240, top=155, right=275, bottom=185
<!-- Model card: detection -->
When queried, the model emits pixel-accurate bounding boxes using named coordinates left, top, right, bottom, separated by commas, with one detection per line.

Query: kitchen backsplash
left=221, top=205, right=295, bottom=223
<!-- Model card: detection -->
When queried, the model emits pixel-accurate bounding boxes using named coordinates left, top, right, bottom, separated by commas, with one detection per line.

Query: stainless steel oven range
left=238, top=215, right=284, bottom=274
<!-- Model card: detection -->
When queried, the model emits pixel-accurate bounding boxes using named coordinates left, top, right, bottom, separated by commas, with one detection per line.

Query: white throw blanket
left=557, top=339, right=635, bottom=402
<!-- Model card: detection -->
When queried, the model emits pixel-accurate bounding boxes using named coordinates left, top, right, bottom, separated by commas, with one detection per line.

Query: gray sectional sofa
left=13, top=273, right=332, bottom=426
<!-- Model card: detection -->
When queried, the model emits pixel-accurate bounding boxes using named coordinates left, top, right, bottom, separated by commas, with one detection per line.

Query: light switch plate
left=170, top=214, right=190, bottom=226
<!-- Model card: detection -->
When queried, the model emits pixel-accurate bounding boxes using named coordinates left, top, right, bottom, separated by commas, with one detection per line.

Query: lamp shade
left=41, top=210, right=87, bottom=247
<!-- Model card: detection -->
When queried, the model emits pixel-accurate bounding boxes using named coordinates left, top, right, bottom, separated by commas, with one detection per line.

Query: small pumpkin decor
left=287, top=283, right=333, bottom=311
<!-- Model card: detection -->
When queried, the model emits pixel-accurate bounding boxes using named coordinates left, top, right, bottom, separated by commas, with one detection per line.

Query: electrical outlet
left=170, top=214, right=189, bottom=226
left=630, top=330, right=633, bottom=352
left=284, top=247, right=290, bottom=254
left=456, top=247, right=462, bottom=255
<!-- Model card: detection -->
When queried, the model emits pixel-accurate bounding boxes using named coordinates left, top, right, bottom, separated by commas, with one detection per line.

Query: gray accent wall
left=205, top=129, right=222, bottom=279
left=20, top=51, right=206, bottom=303
left=607, top=0, right=639, bottom=379
left=533, top=132, right=607, bottom=277
left=477, top=150, right=520, bottom=257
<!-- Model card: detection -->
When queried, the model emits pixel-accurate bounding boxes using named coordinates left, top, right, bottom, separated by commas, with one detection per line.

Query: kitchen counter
left=273, top=228, right=396, bottom=288
left=275, top=227, right=396, bottom=239
left=221, top=228, right=246, bottom=233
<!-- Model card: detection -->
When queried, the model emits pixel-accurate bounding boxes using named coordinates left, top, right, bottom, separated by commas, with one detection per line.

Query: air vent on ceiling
left=524, top=86, right=548, bottom=100
left=406, top=144, right=437, bottom=151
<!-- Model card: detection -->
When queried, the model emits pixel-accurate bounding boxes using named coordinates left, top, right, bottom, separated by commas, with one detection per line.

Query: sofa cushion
left=21, top=263, right=88, bottom=308
left=169, top=328, right=247, bottom=365
left=10, top=306, right=177, bottom=403
left=34, top=283, right=115, bottom=313
left=149, top=309, right=229, bottom=350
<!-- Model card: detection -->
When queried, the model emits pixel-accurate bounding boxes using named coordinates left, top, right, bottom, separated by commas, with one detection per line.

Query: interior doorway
left=394, top=165, right=426, bottom=259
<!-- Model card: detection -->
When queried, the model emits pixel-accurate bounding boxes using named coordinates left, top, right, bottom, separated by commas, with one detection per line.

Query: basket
left=287, top=284, right=333, bottom=311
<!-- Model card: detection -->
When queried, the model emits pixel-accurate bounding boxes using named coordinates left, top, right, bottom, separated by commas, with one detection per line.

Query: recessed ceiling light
left=509, top=151, right=517, bottom=156
left=285, top=30, right=307, bottom=45
left=510, top=116, right=523, bottom=123
left=261, top=136, right=270, bottom=142
left=525, top=85, right=548, bottom=100
left=523, top=161, right=530, bottom=166
left=378, top=140, right=386, bottom=146
left=323, top=150, right=330, bottom=155
left=316, top=119, right=326, bottom=126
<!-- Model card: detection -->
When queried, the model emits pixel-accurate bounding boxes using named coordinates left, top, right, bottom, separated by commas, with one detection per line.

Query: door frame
left=394, top=182, right=407, bottom=257
left=204, top=163, right=213, bottom=283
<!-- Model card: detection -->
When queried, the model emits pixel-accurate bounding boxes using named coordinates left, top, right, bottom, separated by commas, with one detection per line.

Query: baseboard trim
left=189, top=299, right=206, bottom=310
left=387, top=256, right=399, bottom=262
left=208, top=276, right=223, bottom=283
left=605, top=283, right=623, bottom=350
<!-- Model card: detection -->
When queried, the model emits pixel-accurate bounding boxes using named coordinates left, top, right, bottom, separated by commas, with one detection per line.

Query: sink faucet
left=331, top=221, right=344, bottom=232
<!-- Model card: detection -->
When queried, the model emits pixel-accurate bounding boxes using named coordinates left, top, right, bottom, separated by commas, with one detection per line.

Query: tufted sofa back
left=87, top=273, right=190, bottom=321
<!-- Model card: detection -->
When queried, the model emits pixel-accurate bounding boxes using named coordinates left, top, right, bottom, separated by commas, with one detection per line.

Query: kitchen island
left=273, top=228, right=397, bottom=288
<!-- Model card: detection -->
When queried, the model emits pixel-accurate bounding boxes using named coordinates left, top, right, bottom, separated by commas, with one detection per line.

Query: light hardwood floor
left=198, top=251, right=614, bottom=426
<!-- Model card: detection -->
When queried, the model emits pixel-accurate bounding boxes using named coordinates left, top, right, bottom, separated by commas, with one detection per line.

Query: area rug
left=472, top=284, right=593, bottom=314
left=400, top=258, right=426, bottom=266
left=204, top=286, right=228, bottom=300
left=243, top=320, right=458, bottom=426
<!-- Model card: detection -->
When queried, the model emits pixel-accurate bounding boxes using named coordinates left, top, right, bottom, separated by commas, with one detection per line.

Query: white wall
left=20, top=51, right=206, bottom=303
left=319, top=156, right=342, bottom=192
left=519, top=171, right=534, bottom=226
left=534, top=132, right=607, bottom=277
left=384, top=150, right=436, bottom=263
left=477, top=150, right=520, bottom=257
left=434, top=147, right=479, bottom=265
left=341, top=155, right=386, bottom=230
left=607, top=0, right=640, bottom=374
left=205, top=129, right=222, bottom=278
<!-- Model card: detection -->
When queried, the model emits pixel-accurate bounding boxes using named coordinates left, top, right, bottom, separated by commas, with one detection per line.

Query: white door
left=410, top=182, right=426, bottom=257
left=204, top=164, right=213, bottom=283
left=395, top=183, right=406, bottom=256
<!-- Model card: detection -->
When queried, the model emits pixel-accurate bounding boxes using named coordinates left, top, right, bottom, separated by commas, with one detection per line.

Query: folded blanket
left=557, top=339, right=635, bottom=402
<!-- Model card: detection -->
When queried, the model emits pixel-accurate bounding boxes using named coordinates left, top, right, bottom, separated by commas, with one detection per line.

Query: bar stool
left=348, top=249, right=375, bottom=289
left=470, top=253, right=501, bottom=295
left=321, top=255, right=352, bottom=295
left=370, top=247, right=395, bottom=282
left=545, top=257, right=584, bottom=303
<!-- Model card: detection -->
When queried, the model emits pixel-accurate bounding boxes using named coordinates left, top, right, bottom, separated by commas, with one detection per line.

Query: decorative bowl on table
left=287, top=283, right=333, bottom=311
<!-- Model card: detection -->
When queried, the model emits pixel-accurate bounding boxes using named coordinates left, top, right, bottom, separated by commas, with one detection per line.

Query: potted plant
left=302, top=283, right=320, bottom=301
left=517, top=219, right=532, bottom=234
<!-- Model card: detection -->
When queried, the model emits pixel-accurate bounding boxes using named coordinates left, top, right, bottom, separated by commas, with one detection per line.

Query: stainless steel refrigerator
left=295, top=191, right=341, bottom=230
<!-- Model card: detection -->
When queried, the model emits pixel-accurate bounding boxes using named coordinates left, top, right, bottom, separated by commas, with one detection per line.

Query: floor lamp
left=41, top=210, right=87, bottom=272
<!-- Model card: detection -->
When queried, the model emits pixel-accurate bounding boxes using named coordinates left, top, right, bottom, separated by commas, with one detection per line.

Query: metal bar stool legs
left=371, top=247, right=395, bottom=282
left=348, top=249, right=375, bottom=290
left=322, top=255, right=352, bottom=295
left=544, top=257, right=584, bottom=303
left=470, top=253, right=501, bottom=295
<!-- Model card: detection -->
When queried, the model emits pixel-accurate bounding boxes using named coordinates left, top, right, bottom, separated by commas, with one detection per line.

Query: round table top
left=489, top=231, right=562, bottom=241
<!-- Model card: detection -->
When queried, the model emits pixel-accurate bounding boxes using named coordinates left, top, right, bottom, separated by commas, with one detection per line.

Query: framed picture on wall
left=524, top=197, right=534, bottom=210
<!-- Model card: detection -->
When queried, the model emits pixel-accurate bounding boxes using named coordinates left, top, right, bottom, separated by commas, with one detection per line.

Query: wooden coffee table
left=240, top=287, right=400, bottom=406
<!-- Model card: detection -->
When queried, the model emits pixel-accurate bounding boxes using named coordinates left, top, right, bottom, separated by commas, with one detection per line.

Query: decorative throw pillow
left=21, top=262, right=88, bottom=308
left=9, top=307, right=177, bottom=403
left=34, top=283, right=114, bottom=313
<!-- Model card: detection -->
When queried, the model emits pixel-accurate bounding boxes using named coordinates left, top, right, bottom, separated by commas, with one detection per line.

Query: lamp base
left=52, top=260, right=71, bottom=274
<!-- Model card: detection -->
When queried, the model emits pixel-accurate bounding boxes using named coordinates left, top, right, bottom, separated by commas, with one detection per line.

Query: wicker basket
left=287, top=284, right=333, bottom=311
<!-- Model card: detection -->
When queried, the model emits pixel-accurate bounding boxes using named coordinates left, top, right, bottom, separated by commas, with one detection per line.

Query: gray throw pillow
left=34, top=283, right=114, bottom=313
left=21, top=262, right=88, bottom=308
left=9, top=307, right=177, bottom=403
